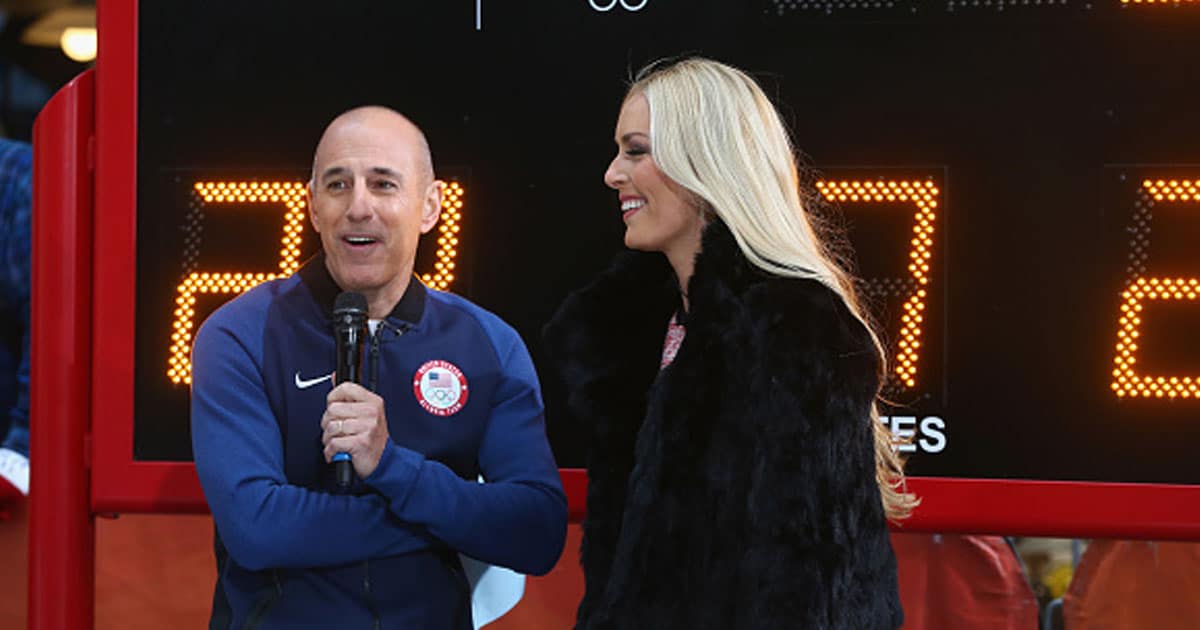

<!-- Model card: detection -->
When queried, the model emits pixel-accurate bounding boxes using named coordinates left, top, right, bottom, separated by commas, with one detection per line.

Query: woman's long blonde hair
left=630, top=57, right=917, bottom=520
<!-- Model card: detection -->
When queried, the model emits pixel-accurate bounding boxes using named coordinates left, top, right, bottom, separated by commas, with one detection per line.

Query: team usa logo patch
left=413, top=360, right=469, bottom=416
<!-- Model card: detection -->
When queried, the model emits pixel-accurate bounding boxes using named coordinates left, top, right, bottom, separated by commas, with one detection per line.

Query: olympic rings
left=428, top=388, right=457, bottom=403
left=589, top=0, right=649, bottom=12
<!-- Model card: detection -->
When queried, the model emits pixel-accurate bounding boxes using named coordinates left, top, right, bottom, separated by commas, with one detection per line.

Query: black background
left=134, top=0, right=1200, bottom=483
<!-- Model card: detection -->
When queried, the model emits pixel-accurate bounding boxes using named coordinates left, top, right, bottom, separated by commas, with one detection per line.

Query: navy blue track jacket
left=191, top=255, right=567, bottom=628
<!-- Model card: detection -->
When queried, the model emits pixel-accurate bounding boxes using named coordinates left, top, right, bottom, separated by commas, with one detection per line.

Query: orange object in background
left=0, top=500, right=29, bottom=629
left=0, top=509, right=582, bottom=629
left=892, top=533, right=1039, bottom=630
left=481, top=526, right=581, bottom=629
left=16, top=512, right=1194, bottom=629
left=0, top=513, right=1051, bottom=629
left=1064, top=539, right=1200, bottom=630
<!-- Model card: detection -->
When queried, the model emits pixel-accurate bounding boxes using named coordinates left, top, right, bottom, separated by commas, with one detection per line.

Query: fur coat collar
left=545, top=221, right=903, bottom=629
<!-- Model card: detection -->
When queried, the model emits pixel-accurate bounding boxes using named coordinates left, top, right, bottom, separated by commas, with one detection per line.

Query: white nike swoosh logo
left=295, top=372, right=333, bottom=390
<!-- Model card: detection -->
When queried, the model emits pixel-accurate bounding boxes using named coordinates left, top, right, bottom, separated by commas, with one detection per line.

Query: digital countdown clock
left=52, top=0, right=1200, bottom=539
left=30, top=1, right=1200, bottom=627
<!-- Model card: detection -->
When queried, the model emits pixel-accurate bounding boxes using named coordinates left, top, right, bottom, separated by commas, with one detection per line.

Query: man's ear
left=307, top=181, right=322, bottom=234
left=419, top=180, right=443, bottom=234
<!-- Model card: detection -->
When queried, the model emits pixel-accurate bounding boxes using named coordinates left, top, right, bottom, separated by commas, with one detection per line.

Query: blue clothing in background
left=0, top=138, right=32, bottom=457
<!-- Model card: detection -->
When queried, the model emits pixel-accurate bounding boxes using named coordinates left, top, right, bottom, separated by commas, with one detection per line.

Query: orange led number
left=816, top=179, right=940, bottom=390
left=167, top=180, right=466, bottom=385
left=1111, top=180, right=1200, bottom=399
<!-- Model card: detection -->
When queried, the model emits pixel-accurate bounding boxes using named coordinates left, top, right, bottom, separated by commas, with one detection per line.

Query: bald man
left=191, top=107, right=567, bottom=629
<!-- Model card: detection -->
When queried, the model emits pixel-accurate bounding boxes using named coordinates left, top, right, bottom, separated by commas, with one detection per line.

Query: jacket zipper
left=365, top=326, right=382, bottom=629
left=364, top=559, right=381, bottom=630
left=244, top=570, right=283, bottom=629
left=368, top=325, right=383, bottom=393
left=361, top=322, right=407, bottom=629
left=367, top=320, right=410, bottom=393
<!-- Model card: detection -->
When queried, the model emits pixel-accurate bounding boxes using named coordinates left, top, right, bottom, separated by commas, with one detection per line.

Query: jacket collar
left=684, top=219, right=766, bottom=319
left=543, top=220, right=765, bottom=386
left=298, top=252, right=427, bottom=326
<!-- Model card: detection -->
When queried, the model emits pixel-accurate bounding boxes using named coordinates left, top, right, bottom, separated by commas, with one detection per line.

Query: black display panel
left=135, top=1, right=1200, bottom=485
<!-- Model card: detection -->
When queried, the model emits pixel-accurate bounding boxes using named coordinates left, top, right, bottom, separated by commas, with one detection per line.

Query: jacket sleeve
left=363, top=331, right=568, bottom=576
left=731, top=281, right=901, bottom=629
left=191, top=312, right=440, bottom=572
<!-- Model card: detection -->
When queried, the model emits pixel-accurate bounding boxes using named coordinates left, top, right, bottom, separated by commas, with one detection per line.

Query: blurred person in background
left=0, top=137, right=31, bottom=508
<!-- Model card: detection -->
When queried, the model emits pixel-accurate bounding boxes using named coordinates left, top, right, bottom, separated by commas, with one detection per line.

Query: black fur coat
left=544, top=222, right=903, bottom=629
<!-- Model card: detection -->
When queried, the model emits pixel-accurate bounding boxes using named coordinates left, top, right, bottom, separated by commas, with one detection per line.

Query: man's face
left=308, top=112, right=440, bottom=310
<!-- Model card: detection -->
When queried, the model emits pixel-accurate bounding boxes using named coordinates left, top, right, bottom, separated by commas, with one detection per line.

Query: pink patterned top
left=660, top=313, right=686, bottom=369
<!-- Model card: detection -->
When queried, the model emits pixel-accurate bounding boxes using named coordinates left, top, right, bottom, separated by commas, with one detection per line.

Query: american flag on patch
left=428, top=372, right=452, bottom=388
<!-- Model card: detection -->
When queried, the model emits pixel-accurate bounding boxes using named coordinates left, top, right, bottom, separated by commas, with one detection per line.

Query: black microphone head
left=333, top=291, right=368, bottom=319
left=333, top=291, right=367, bottom=386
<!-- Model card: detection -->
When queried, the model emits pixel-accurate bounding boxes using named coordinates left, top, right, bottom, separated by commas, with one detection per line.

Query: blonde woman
left=544, top=58, right=914, bottom=629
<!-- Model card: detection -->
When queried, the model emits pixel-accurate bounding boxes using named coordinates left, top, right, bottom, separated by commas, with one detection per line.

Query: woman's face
left=604, top=93, right=705, bottom=259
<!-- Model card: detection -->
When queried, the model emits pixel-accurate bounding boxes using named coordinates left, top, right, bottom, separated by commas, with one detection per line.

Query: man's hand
left=321, top=382, right=390, bottom=479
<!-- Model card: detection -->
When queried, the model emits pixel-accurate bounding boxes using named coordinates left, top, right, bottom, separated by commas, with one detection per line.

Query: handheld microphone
left=333, top=291, right=369, bottom=491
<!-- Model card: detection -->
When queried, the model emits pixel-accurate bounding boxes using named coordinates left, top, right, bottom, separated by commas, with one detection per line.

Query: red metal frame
left=24, top=1, right=1200, bottom=627
left=29, top=69, right=96, bottom=629
left=90, top=0, right=211, bottom=514
left=81, top=0, right=1200, bottom=533
left=84, top=0, right=1200, bottom=536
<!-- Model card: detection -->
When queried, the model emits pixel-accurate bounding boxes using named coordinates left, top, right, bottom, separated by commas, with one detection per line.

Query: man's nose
left=346, top=181, right=373, bottom=220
